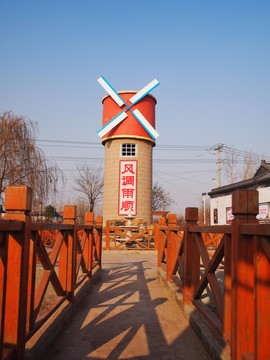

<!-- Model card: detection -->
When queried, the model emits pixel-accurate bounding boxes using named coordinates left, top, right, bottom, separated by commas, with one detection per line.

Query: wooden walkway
left=40, top=251, right=210, bottom=360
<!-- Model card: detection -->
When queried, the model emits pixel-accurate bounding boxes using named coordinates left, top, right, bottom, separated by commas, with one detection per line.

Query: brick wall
left=102, top=138, right=153, bottom=225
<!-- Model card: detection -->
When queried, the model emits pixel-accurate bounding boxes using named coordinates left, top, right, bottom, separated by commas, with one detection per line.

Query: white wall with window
left=210, top=187, right=270, bottom=225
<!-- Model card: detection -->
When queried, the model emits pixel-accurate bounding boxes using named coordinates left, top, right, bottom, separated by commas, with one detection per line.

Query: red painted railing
left=156, top=190, right=270, bottom=360
left=0, top=186, right=102, bottom=360
left=105, top=222, right=155, bottom=250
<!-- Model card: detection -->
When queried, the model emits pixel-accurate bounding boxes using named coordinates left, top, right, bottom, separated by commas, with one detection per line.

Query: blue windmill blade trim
left=130, top=108, right=156, bottom=140
left=132, top=109, right=159, bottom=139
left=98, top=76, right=125, bottom=107
left=129, top=80, right=160, bottom=106
left=97, top=109, right=128, bottom=135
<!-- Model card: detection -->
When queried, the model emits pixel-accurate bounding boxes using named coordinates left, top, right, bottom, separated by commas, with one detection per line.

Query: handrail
left=156, top=190, right=270, bottom=360
left=189, top=225, right=232, bottom=234
left=0, top=219, right=24, bottom=231
left=0, top=185, right=103, bottom=360
left=240, top=223, right=270, bottom=236
left=31, top=222, right=74, bottom=231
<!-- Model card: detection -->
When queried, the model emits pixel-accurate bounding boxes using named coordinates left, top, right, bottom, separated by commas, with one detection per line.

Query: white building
left=208, top=161, right=270, bottom=225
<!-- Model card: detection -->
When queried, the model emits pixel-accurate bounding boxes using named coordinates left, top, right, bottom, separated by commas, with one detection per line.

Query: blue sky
left=1, top=1, right=269, bottom=212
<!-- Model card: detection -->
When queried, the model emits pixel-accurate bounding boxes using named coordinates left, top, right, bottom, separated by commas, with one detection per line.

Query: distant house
left=208, top=161, right=270, bottom=225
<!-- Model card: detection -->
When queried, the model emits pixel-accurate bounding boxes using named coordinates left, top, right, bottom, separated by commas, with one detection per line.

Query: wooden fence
left=156, top=189, right=270, bottom=360
left=105, top=222, right=156, bottom=250
left=0, top=185, right=102, bottom=360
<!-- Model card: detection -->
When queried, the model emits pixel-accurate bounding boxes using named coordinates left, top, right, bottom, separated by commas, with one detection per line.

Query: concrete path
left=43, top=251, right=210, bottom=360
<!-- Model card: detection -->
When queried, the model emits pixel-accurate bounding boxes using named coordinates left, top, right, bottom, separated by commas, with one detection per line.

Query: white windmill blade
left=132, top=109, right=159, bottom=139
left=97, top=76, right=125, bottom=107
left=129, top=79, right=160, bottom=105
left=97, top=111, right=128, bottom=138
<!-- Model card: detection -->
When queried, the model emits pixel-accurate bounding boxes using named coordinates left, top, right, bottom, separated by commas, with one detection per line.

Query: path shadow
left=42, top=258, right=210, bottom=360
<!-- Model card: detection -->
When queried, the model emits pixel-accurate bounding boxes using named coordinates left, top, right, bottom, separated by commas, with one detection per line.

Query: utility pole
left=213, top=144, right=223, bottom=187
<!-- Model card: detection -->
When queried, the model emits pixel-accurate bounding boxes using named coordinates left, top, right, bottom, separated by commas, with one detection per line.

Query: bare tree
left=74, top=200, right=89, bottom=224
left=242, top=154, right=259, bottom=180
left=152, top=182, right=173, bottom=212
left=73, top=164, right=103, bottom=212
left=222, top=146, right=260, bottom=184
left=0, top=111, right=62, bottom=209
left=177, top=213, right=185, bottom=226
left=223, top=147, right=239, bottom=184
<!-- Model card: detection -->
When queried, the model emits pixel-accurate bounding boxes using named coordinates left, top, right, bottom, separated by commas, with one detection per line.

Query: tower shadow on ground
left=41, top=255, right=212, bottom=360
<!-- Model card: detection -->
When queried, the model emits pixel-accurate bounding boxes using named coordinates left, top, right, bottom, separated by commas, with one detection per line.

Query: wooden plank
left=31, top=223, right=73, bottom=231
left=0, top=220, right=24, bottom=232
left=223, top=233, right=232, bottom=343
left=254, top=236, right=270, bottom=360
left=194, top=235, right=224, bottom=321
left=260, top=236, right=270, bottom=262
left=240, top=224, right=270, bottom=236
left=190, top=225, right=232, bottom=234
left=193, top=299, right=222, bottom=335
left=171, top=274, right=182, bottom=289
left=0, top=240, right=7, bottom=357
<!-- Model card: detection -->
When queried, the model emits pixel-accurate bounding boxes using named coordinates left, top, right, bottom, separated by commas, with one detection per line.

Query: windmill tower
left=97, top=77, right=159, bottom=225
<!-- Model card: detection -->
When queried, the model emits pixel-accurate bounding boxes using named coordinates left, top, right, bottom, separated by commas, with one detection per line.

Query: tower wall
left=102, top=138, right=153, bottom=225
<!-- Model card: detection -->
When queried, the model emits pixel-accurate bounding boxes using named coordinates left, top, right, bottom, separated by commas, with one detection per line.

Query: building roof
left=208, top=160, right=270, bottom=198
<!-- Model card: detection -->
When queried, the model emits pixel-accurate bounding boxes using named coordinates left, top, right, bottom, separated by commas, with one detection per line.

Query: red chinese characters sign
left=119, top=160, right=137, bottom=216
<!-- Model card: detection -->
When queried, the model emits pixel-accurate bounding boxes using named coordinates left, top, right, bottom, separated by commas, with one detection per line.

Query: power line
left=154, top=171, right=199, bottom=196
left=37, top=139, right=101, bottom=145
left=222, top=145, right=270, bottom=161
left=46, top=155, right=218, bottom=163
left=38, top=138, right=270, bottom=161
left=39, top=144, right=103, bottom=149
left=37, top=138, right=211, bottom=150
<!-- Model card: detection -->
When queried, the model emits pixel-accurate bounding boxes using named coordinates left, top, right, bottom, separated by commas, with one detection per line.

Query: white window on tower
left=121, top=143, right=136, bottom=157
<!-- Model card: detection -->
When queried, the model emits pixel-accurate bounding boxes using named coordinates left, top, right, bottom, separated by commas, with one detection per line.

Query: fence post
left=157, top=217, right=166, bottom=268
left=223, top=232, right=232, bottom=344
left=254, top=232, right=270, bottom=360
left=85, top=212, right=94, bottom=275
left=3, top=185, right=32, bottom=360
left=231, top=190, right=258, bottom=360
left=62, top=205, right=76, bottom=300
left=106, top=221, right=110, bottom=250
left=167, top=214, right=177, bottom=281
left=183, top=207, right=199, bottom=306
left=95, top=216, right=103, bottom=267
left=154, top=223, right=159, bottom=250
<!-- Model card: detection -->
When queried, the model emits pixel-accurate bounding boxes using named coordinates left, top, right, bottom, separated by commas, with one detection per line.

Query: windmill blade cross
left=97, top=76, right=159, bottom=139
